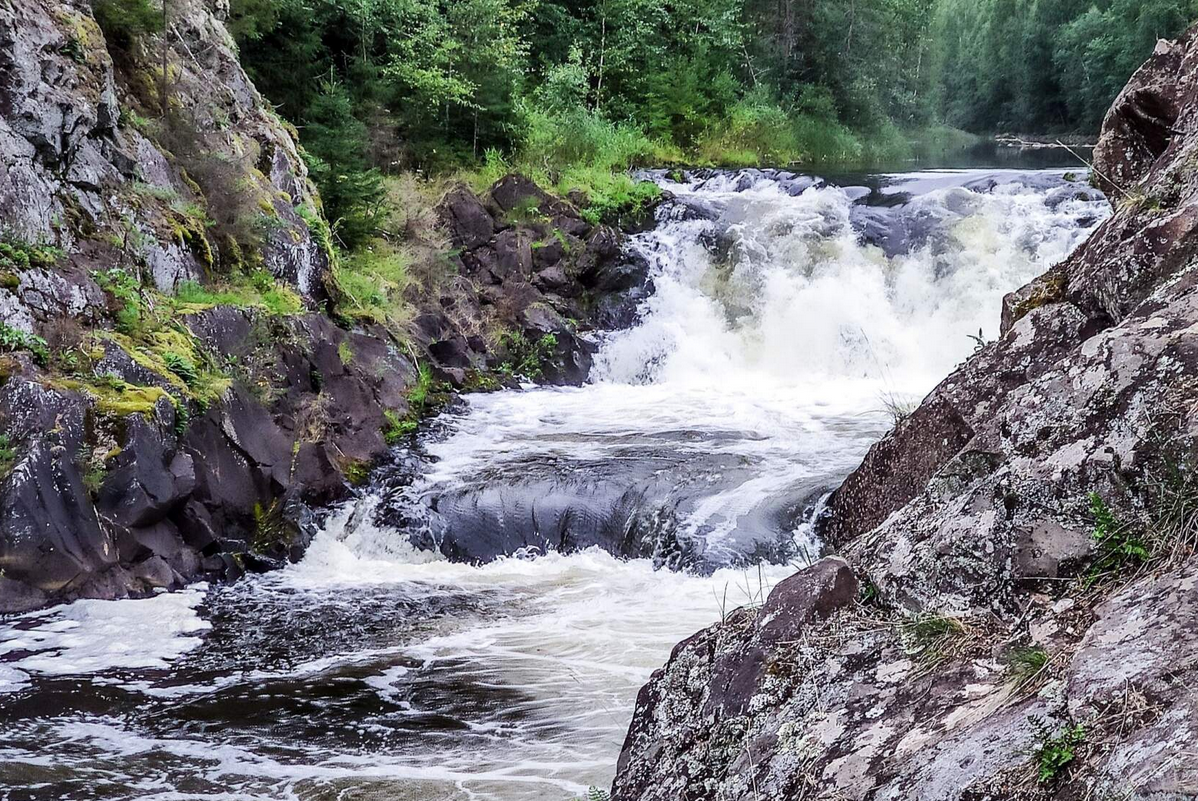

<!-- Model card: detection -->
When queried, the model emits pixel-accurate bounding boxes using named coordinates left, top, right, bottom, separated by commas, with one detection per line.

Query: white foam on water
left=0, top=169, right=1109, bottom=801
left=596, top=174, right=1098, bottom=390
left=267, top=537, right=799, bottom=798
left=0, top=584, right=210, bottom=680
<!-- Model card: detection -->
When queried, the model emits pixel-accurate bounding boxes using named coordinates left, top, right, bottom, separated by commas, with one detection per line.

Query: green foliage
left=498, top=331, right=558, bottom=380
left=251, top=498, right=296, bottom=552
left=301, top=77, right=385, bottom=249
left=0, top=239, right=62, bottom=272
left=380, top=362, right=442, bottom=444
left=331, top=243, right=413, bottom=332
left=933, top=0, right=1198, bottom=134
left=337, top=340, right=354, bottom=365
left=342, top=459, right=372, bottom=486
left=228, top=0, right=954, bottom=182
left=1030, top=718, right=1086, bottom=784
left=93, top=267, right=146, bottom=335
left=407, top=361, right=436, bottom=414
left=163, top=351, right=198, bottom=386
left=382, top=408, right=417, bottom=444
left=80, top=450, right=108, bottom=498
left=92, top=0, right=162, bottom=50
left=0, top=435, right=17, bottom=479
left=0, top=323, right=49, bottom=366
left=575, top=789, right=610, bottom=801
left=1085, top=492, right=1149, bottom=585
left=174, top=274, right=303, bottom=316
left=1006, top=645, right=1049, bottom=683
left=225, top=0, right=1178, bottom=233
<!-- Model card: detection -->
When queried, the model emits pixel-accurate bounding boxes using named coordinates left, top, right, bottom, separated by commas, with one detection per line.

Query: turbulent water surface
left=0, top=166, right=1107, bottom=800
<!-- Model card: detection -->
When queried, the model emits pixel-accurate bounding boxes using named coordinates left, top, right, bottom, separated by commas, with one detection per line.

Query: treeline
left=224, top=0, right=953, bottom=242
left=935, top=0, right=1198, bottom=133
left=229, top=0, right=940, bottom=169
left=214, top=0, right=1198, bottom=245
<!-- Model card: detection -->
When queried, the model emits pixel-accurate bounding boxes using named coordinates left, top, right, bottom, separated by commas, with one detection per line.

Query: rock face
left=433, top=174, right=651, bottom=386
left=0, top=0, right=328, bottom=306
left=614, top=26, right=1198, bottom=800
left=0, top=309, right=416, bottom=612
left=0, top=0, right=635, bottom=611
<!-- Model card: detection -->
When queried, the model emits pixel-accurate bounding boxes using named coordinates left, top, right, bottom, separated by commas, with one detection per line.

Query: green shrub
left=0, top=239, right=61, bottom=272
left=1030, top=719, right=1085, bottom=784
left=497, top=331, right=557, bottom=380
left=332, top=243, right=412, bottom=331
left=94, top=267, right=146, bottom=335
left=0, top=434, right=17, bottom=478
left=162, top=351, right=198, bottom=385
left=300, top=78, right=384, bottom=250
left=342, top=459, right=371, bottom=486
left=0, top=323, right=49, bottom=365
left=516, top=103, right=666, bottom=175
left=92, top=0, right=162, bottom=50
left=381, top=408, right=417, bottom=444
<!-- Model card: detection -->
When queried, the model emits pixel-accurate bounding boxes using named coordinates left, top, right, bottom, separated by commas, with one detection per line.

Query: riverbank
left=613, top=26, right=1198, bottom=800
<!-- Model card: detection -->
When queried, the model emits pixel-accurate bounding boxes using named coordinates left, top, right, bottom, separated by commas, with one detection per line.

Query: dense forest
left=220, top=0, right=1198, bottom=245
left=937, top=0, right=1198, bottom=132
left=104, top=0, right=1198, bottom=248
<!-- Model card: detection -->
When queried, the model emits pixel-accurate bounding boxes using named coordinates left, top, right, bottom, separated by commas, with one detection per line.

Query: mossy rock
left=50, top=376, right=171, bottom=419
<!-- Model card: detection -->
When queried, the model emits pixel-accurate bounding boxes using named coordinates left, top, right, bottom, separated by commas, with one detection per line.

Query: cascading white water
left=0, top=167, right=1108, bottom=801
left=599, top=170, right=1095, bottom=388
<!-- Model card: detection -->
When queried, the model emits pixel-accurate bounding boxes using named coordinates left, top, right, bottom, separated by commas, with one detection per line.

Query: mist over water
left=0, top=167, right=1107, bottom=800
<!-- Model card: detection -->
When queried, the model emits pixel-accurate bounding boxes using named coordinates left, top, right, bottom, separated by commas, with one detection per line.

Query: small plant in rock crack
left=498, top=331, right=558, bottom=380
left=571, top=789, right=610, bottom=801
left=878, top=391, right=917, bottom=427
left=858, top=575, right=882, bottom=607
left=1145, top=454, right=1198, bottom=568
left=900, top=613, right=970, bottom=667
left=1084, top=492, right=1148, bottom=586
left=1029, top=717, right=1086, bottom=784
left=1006, top=645, right=1050, bottom=684
left=967, top=327, right=988, bottom=351
left=0, top=434, right=17, bottom=479
left=0, top=323, right=49, bottom=365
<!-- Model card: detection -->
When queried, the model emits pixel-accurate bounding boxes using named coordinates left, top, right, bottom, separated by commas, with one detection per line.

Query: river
left=0, top=164, right=1107, bottom=800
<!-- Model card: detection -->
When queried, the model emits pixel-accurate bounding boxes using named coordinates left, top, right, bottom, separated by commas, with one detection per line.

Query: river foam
left=0, top=167, right=1109, bottom=800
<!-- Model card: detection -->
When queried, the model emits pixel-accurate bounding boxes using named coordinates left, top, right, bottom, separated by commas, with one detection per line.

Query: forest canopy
left=212, top=0, right=1198, bottom=242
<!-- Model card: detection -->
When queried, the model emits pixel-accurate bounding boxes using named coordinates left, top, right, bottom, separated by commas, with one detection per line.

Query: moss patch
left=50, top=375, right=170, bottom=418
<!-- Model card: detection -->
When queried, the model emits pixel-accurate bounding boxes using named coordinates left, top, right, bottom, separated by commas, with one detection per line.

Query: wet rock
left=615, top=23, right=1198, bottom=801
left=399, top=446, right=808, bottom=572
left=757, top=558, right=858, bottom=644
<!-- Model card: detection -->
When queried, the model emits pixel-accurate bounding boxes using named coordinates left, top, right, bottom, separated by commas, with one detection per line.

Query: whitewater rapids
left=0, top=167, right=1107, bottom=800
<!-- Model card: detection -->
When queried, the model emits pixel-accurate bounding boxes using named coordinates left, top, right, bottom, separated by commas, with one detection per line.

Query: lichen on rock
left=613, top=23, right=1198, bottom=801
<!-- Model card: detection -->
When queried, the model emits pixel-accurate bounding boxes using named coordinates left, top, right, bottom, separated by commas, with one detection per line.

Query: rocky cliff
left=613, top=28, right=1198, bottom=800
left=0, top=0, right=640, bottom=612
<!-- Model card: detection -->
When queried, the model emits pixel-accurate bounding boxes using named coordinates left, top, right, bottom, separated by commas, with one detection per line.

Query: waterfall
left=0, top=167, right=1108, bottom=801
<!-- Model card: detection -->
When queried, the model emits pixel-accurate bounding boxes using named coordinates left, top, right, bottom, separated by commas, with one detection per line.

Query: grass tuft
left=1006, top=645, right=1050, bottom=685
